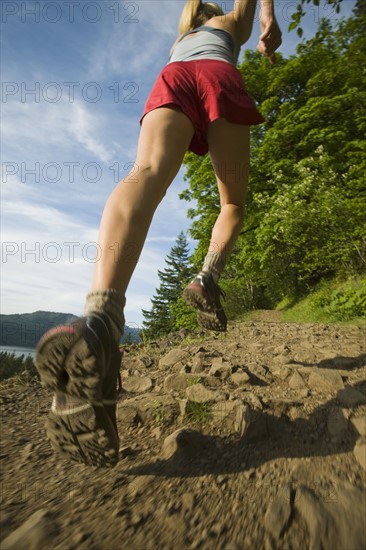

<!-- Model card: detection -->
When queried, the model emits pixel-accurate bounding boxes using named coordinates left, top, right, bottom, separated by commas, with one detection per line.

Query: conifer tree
left=142, top=232, right=194, bottom=338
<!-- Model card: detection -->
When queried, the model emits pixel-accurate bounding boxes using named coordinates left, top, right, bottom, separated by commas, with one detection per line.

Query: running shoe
left=183, top=272, right=227, bottom=332
left=35, top=314, right=121, bottom=467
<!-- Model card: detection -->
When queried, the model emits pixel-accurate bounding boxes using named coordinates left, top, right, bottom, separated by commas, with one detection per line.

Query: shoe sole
left=197, top=310, right=227, bottom=332
left=36, top=324, right=119, bottom=467
left=183, top=288, right=227, bottom=332
left=36, top=325, right=103, bottom=401
left=47, top=404, right=119, bottom=467
left=183, top=287, right=211, bottom=311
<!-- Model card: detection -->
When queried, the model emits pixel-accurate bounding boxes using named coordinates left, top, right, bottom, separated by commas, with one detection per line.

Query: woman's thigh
left=207, top=119, right=250, bottom=207
left=136, top=106, right=194, bottom=186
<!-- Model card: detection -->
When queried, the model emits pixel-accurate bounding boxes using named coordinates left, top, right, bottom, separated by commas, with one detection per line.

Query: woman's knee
left=221, top=203, right=246, bottom=222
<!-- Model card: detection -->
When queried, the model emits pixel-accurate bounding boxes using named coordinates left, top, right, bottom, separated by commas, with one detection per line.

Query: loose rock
left=185, top=383, right=221, bottom=403
left=264, top=485, right=292, bottom=540
left=353, top=437, right=366, bottom=471
left=122, top=376, right=153, bottom=393
left=288, top=371, right=306, bottom=389
left=337, top=386, right=366, bottom=407
left=1, top=510, right=59, bottom=550
left=230, top=372, right=250, bottom=386
left=159, top=349, right=190, bottom=370
left=350, top=414, right=366, bottom=437
left=307, top=368, right=344, bottom=392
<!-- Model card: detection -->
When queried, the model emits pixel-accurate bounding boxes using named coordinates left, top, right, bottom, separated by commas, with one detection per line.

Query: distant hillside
left=0, top=311, right=141, bottom=348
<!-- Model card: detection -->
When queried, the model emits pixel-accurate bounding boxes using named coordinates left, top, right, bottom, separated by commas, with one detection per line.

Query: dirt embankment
left=1, top=319, right=365, bottom=549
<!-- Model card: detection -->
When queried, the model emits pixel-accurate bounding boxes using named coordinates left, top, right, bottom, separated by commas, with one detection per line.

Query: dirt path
left=1, top=320, right=365, bottom=549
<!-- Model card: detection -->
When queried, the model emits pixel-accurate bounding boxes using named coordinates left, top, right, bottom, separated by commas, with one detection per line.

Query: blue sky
left=1, top=0, right=356, bottom=329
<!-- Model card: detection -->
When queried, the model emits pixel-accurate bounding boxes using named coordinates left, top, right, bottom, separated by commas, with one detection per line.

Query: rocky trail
left=0, top=319, right=365, bottom=550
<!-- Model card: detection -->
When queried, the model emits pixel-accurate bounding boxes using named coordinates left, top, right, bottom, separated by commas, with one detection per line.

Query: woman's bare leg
left=91, top=107, right=194, bottom=295
left=207, top=119, right=250, bottom=266
left=36, top=110, right=195, bottom=469
left=183, top=120, right=250, bottom=331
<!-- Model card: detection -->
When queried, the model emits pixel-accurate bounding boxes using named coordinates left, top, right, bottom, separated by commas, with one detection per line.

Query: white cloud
left=2, top=99, right=114, bottom=165
left=84, top=0, right=180, bottom=81
left=2, top=0, right=356, bottom=328
left=67, top=102, right=113, bottom=164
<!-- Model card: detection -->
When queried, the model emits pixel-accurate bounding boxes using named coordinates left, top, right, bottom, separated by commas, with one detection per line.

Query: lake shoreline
left=0, top=346, right=36, bottom=359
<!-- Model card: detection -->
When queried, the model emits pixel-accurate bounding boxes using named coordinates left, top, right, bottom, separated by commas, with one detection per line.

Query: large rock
left=159, top=348, right=190, bottom=370
left=271, top=366, right=291, bottom=380
left=186, top=383, right=221, bottom=403
left=122, top=356, right=151, bottom=371
left=116, top=402, right=139, bottom=426
left=122, top=375, right=153, bottom=393
left=327, top=407, right=349, bottom=441
left=191, top=354, right=205, bottom=373
left=307, top=368, right=344, bottom=392
left=117, top=396, right=180, bottom=426
left=241, top=392, right=264, bottom=411
left=353, top=437, right=366, bottom=471
left=264, top=485, right=292, bottom=540
left=234, top=401, right=250, bottom=436
left=209, top=358, right=231, bottom=380
left=161, top=428, right=204, bottom=459
left=295, top=482, right=366, bottom=550
left=1, top=510, right=59, bottom=550
left=288, top=371, right=307, bottom=389
left=337, top=386, right=366, bottom=407
left=351, top=414, right=366, bottom=437
left=138, top=395, right=180, bottom=425
left=211, top=400, right=236, bottom=423
left=164, top=374, right=188, bottom=391
left=247, top=364, right=273, bottom=383
left=230, top=372, right=250, bottom=386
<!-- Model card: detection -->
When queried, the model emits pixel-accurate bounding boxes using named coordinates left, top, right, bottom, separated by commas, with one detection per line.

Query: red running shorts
left=140, top=59, right=265, bottom=156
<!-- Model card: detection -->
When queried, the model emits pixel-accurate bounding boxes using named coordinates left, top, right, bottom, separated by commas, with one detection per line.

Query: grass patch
left=185, top=401, right=213, bottom=425
left=151, top=400, right=168, bottom=425
left=280, top=277, right=366, bottom=324
left=186, top=376, right=202, bottom=386
left=233, top=309, right=260, bottom=322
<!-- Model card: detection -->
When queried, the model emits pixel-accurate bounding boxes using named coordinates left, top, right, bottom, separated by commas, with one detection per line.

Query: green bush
left=0, top=352, right=37, bottom=382
left=170, top=296, right=198, bottom=332
left=311, top=278, right=366, bottom=320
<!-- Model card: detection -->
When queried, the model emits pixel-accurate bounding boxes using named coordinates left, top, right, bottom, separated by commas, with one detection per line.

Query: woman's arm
left=257, top=0, right=282, bottom=63
left=231, top=0, right=258, bottom=45
left=231, top=0, right=281, bottom=60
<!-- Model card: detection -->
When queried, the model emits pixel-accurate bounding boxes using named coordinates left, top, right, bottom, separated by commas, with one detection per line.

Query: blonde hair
left=178, top=1, right=224, bottom=35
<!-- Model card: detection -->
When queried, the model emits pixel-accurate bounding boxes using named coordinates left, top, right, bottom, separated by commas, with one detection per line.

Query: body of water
left=0, top=345, right=36, bottom=359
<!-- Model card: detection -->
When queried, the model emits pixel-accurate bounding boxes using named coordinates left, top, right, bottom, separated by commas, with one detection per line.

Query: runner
left=36, top=0, right=281, bottom=467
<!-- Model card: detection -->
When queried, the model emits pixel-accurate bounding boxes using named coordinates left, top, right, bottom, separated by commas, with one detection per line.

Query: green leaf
left=288, top=21, right=298, bottom=32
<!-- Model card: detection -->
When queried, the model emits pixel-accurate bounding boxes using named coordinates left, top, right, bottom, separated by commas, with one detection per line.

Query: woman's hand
left=257, top=17, right=282, bottom=64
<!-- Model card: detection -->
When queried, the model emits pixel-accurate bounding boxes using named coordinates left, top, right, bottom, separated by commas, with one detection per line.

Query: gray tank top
left=169, top=25, right=236, bottom=65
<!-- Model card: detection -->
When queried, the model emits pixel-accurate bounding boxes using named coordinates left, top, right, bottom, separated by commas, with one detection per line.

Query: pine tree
left=142, top=232, right=194, bottom=338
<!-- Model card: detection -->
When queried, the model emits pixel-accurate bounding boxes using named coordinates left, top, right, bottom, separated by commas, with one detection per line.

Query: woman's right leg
left=92, top=107, right=194, bottom=297
left=36, top=107, right=194, bottom=467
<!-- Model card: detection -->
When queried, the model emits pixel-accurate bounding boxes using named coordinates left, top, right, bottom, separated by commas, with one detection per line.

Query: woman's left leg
left=183, top=120, right=250, bottom=331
